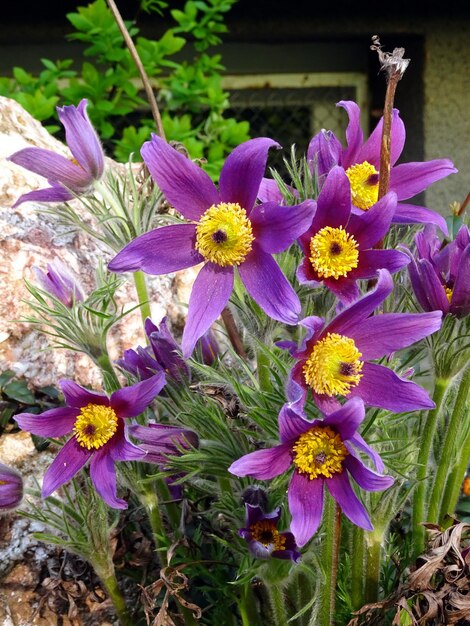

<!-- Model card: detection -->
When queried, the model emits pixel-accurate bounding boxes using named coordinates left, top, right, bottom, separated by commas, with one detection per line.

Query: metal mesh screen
left=227, top=85, right=358, bottom=173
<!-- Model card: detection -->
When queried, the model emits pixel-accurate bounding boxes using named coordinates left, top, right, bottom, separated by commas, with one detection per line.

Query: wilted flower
left=238, top=504, right=301, bottom=562
left=109, top=136, right=315, bottom=357
left=15, top=375, right=165, bottom=509
left=408, top=224, right=470, bottom=318
left=33, top=259, right=84, bottom=307
left=9, top=99, right=104, bottom=207
left=230, top=398, right=393, bottom=547
left=297, top=166, right=408, bottom=303
left=0, top=463, right=23, bottom=510
left=283, top=270, right=441, bottom=413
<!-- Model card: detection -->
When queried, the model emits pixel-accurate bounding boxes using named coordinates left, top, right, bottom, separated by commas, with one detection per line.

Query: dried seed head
left=371, top=35, right=410, bottom=78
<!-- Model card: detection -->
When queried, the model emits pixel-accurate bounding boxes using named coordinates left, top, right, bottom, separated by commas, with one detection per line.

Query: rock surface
left=0, top=95, right=190, bottom=391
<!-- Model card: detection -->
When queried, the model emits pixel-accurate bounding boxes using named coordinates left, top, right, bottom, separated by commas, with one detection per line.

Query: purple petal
left=0, top=464, right=23, bottom=509
left=251, top=200, right=315, bottom=254
left=57, top=99, right=104, bottom=179
left=451, top=245, right=470, bottom=317
left=245, top=504, right=281, bottom=527
left=182, top=263, right=233, bottom=358
left=16, top=407, right=78, bottom=437
left=348, top=433, right=384, bottom=473
left=278, top=403, right=311, bottom=443
left=345, top=455, right=394, bottom=492
left=141, top=135, right=219, bottom=221
left=393, top=203, right=449, bottom=235
left=414, top=260, right=449, bottom=313
left=219, top=138, right=280, bottom=212
left=238, top=247, right=300, bottom=325
left=110, top=372, right=166, bottom=418
left=109, top=431, right=147, bottom=462
left=347, top=191, right=397, bottom=249
left=12, top=184, right=74, bottom=208
left=42, top=437, right=92, bottom=498
left=408, top=258, right=435, bottom=312
left=228, top=444, right=291, bottom=480
left=346, top=249, right=410, bottom=280
left=390, top=159, right=457, bottom=200
left=131, top=423, right=198, bottom=449
left=356, top=109, right=405, bottom=168
left=89, top=447, right=127, bottom=509
left=349, top=311, right=442, bottom=360
left=307, top=129, right=342, bottom=178
left=9, top=148, right=92, bottom=191
left=311, top=166, right=351, bottom=232
left=349, top=362, right=435, bottom=412
left=326, top=472, right=373, bottom=530
left=60, top=380, right=109, bottom=408
left=108, top=224, right=201, bottom=274
left=323, top=397, right=365, bottom=441
left=257, top=178, right=283, bottom=203
left=326, top=269, right=393, bottom=337
left=288, top=472, right=324, bottom=547
left=323, top=277, right=360, bottom=304
left=337, top=101, right=363, bottom=168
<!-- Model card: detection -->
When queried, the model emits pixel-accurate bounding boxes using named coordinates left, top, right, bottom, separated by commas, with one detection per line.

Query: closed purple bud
left=197, top=329, right=220, bottom=365
left=307, top=129, right=342, bottom=180
left=0, top=463, right=23, bottom=510
left=33, top=259, right=84, bottom=307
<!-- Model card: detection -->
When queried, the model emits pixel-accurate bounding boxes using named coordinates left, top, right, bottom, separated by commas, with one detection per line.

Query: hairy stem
left=106, top=0, right=166, bottom=139
left=318, top=495, right=338, bottom=626
left=412, top=377, right=449, bottom=556
left=364, top=531, right=383, bottom=604
left=221, top=307, right=246, bottom=358
left=95, top=350, right=121, bottom=393
left=350, top=525, right=366, bottom=610
left=238, top=583, right=261, bottom=626
left=256, top=348, right=273, bottom=393
left=430, top=366, right=470, bottom=523
left=270, top=585, right=288, bottom=626
left=133, top=270, right=152, bottom=330
left=100, top=572, right=133, bottom=626
left=141, top=487, right=168, bottom=566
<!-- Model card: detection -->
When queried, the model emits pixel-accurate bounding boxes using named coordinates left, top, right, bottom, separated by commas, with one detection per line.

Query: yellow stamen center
left=445, top=286, right=453, bottom=303
left=250, top=520, right=286, bottom=551
left=292, top=425, right=348, bottom=479
left=0, top=480, right=7, bottom=486
left=195, top=202, right=254, bottom=267
left=73, top=404, right=118, bottom=450
left=346, top=161, right=379, bottom=211
left=303, top=332, right=363, bottom=396
left=309, top=226, right=359, bottom=279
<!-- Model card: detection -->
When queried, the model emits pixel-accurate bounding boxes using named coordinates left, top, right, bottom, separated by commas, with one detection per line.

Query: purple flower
left=283, top=269, right=442, bottom=413
left=109, top=136, right=315, bottom=357
left=409, top=225, right=470, bottom=318
left=15, top=374, right=166, bottom=509
left=33, top=259, right=84, bottom=307
left=239, top=504, right=301, bottom=562
left=329, top=101, right=456, bottom=233
left=297, top=166, right=409, bottom=303
left=197, top=328, right=220, bottom=365
left=9, top=99, right=104, bottom=207
left=117, top=316, right=190, bottom=381
left=0, top=463, right=23, bottom=510
left=130, top=422, right=199, bottom=465
left=230, top=398, right=394, bottom=546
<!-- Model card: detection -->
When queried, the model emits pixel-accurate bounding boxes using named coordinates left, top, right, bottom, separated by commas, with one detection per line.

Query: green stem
left=100, top=572, right=133, bottom=626
left=96, top=350, right=121, bottom=393
left=256, top=348, right=273, bottom=393
left=141, top=487, right=167, bottom=566
left=270, top=585, right=288, bottom=626
left=133, top=270, right=152, bottom=330
left=431, top=366, right=470, bottom=523
left=364, top=530, right=383, bottom=604
left=317, top=494, right=337, bottom=626
left=412, top=377, right=450, bottom=556
left=238, top=583, right=261, bottom=626
left=350, top=525, right=365, bottom=610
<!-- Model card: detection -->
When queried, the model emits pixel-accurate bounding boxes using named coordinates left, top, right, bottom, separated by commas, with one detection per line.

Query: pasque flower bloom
left=408, top=224, right=470, bottom=318
left=297, top=166, right=409, bottom=303
left=283, top=269, right=442, bottom=413
left=0, top=463, right=23, bottom=510
left=318, top=101, right=456, bottom=233
left=15, top=374, right=165, bottom=509
left=33, top=259, right=84, bottom=307
left=9, top=99, right=104, bottom=207
left=230, top=398, right=393, bottom=546
left=109, top=136, right=315, bottom=357
left=239, top=504, right=301, bottom=562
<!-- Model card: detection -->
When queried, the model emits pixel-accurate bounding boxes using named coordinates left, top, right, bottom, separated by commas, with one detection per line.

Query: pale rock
left=0, top=96, right=192, bottom=391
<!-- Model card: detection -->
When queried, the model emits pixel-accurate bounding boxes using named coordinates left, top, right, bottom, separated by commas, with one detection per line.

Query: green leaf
left=3, top=380, right=36, bottom=404
left=0, top=369, right=15, bottom=388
